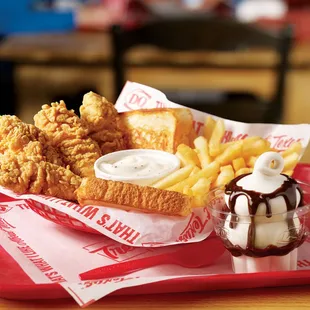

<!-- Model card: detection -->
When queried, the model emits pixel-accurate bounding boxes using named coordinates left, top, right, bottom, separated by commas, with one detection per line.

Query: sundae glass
left=207, top=152, right=310, bottom=273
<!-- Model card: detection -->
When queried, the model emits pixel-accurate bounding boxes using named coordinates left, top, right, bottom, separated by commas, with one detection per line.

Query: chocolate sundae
left=219, top=152, right=306, bottom=273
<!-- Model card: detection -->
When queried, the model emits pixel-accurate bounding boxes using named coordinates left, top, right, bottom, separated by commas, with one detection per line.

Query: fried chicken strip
left=80, top=92, right=126, bottom=154
left=0, top=153, right=81, bottom=201
left=0, top=115, right=63, bottom=166
left=34, top=101, right=101, bottom=177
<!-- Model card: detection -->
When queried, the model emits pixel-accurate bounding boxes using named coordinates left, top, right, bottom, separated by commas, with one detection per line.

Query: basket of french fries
left=0, top=81, right=309, bottom=248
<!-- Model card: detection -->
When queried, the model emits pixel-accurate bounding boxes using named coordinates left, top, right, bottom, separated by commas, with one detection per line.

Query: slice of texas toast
left=119, top=108, right=195, bottom=153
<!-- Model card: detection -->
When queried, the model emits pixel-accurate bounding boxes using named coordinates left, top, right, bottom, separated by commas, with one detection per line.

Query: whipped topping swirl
left=223, top=152, right=304, bottom=257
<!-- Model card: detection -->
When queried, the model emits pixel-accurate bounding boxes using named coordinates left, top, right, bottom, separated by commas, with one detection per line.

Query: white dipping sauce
left=99, top=154, right=172, bottom=178
left=94, top=149, right=180, bottom=186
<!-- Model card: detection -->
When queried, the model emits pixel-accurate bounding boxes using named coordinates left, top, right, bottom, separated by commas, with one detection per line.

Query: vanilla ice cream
left=223, top=152, right=305, bottom=273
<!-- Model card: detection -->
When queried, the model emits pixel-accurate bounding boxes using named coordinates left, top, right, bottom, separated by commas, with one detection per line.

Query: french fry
left=242, top=136, right=260, bottom=145
left=232, top=157, right=246, bottom=172
left=283, top=152, right=299, bottom=171
left=183, top=185, right=193, bottom=196
left=219, top=141, right=235, bottom=153
left=190, top=166, right=201, bottom=176
left=170, top=115, right=303, bottom=203
left=281, top=142, right=303, bottom=158
left=246, top=156, right=257, bottom=168
left=215, top=141, right=243, bottom=166
left=242, top=137, right=262, bottom=158
left=176, top=144, right=201, bottom=167
left=242, top=138, right=271, bottom=158
left=235, top=167, right=253, bottom=177
left=204, top=116, right=216, bottom=141
left=192, top=194, right=209, bottom=208
left=168, top=162, right=220, bottom=193
left=209, top=119, right=225, bottom=157
left=214, top=165, right=234, bottom=187
left=191, top=177, right=211, bottom=196
left=194, top=136, right=212, bottom=168
left=152, top=165, right=194, bottom=189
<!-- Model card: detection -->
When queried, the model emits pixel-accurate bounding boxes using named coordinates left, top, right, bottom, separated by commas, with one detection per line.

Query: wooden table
left=1, top=285, right=310, bottom=309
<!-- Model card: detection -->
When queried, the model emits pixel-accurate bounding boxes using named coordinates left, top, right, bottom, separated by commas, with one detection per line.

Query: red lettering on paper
left=60, top=201, right=77, bottom=209
left=217, top=130, right=304, bottom=151
left=124, top=89, right=151, bottom=110
left=79, top=206, right=99, bottom=220
left=84, top=276, right=140, bottom=288
left=97, top=214, right=111, bottom=226
left=102, top=244, right=135, bottom=260
left=118, top=226, right=135, bottom=239
left=0, top=204, right=12, bottom=214
left=18, top=245, right=36, bottom=256
left=177, top=209, right=210, bottom=242
left=45, top=272, right=66, bottom=283
left=193, top=121, right=204, bottom=135
left=221, top=130, right=248, bottom=143
left=0, top=218, right=16, bottom=232
left=297, top=260, right=310, bottom=268
left=265, top=135, right=303, bottom=150
left=105, top=220, right=118, bottom=232
left=5, top=233, right=66, bottom=283
left=83, top=241, right=151, bottom=262
left=113, top=222, right=128, bottom=234
left=7, top=231, right=26, bottom=246
left=71, top=205, right=99, bottom=220
left=72, top=204, right=85, bottom=213
left=16, top=203, right=30, bottom=210
left=105, top=220, right=141, bottom=244
left=126, top=231, right=140, bottom=245
left=222, top=130, right=232, bottom=143
left=156, top=100, right=167, bottom=108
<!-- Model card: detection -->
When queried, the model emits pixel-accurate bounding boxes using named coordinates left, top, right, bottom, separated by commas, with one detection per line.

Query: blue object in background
left=230, top=0, right=244, bottom=9
left=0, top=0, right=77, bottom=35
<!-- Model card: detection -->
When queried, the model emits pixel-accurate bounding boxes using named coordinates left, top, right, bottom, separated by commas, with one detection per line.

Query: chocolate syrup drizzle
left=224, top=174, right=305, bottom=258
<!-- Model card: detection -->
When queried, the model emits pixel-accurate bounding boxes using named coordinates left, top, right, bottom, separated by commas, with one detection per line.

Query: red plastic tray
left=1, top=163, right=310, bottom=301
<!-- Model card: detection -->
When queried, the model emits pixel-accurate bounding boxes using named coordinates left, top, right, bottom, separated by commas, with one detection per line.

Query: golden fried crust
left=42, top=144, right=65, bottom=166
left=0, top=153, right=81, bottom=201
left=89, top=130, right=125, bottom=155
left=34, top=100, right=101, bottom=177
left=0, top=115, right=47, bottom=153
left=80, top=92, right=126, bottom=154
left=34, top=101, right=89, bottom=144
left=0, top=115, right=64, bottom=166
left=58, top=137, right=101, bottom=177
left=77, top=177, right=193, bottom=217
left=80, top=91, right=118, bottom=132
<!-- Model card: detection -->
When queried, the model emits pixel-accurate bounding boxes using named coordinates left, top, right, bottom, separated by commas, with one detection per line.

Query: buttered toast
left=119, top=108, right=196, bottom=153
left=77, top=177, right=192, bottom=216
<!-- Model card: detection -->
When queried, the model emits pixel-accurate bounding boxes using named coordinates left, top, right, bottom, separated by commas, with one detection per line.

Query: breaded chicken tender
left=0, top=153, right=81, bottom=201
left=34, top=101, right=101, bottom=177
left=80, top=92, right=126, bottom=154
left=0, top=115, right=63, bottom=166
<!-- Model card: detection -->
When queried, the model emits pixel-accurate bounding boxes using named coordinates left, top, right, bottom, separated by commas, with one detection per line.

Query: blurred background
left=0, top=0, right=310, bottom=161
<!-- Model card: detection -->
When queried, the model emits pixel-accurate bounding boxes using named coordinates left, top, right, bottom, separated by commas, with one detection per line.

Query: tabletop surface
left=1, top=32, right=310, bottom=68
left=1, top=285, right=310, bottom=309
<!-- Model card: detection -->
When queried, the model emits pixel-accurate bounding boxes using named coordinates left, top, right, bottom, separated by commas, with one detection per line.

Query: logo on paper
left=83, top=241, right=152, bottom=262
left=124, top=89, right=167, bottom=110
left=177, top=208, right=211, bottom=242
left=0, top=204, right=12, bottom=214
